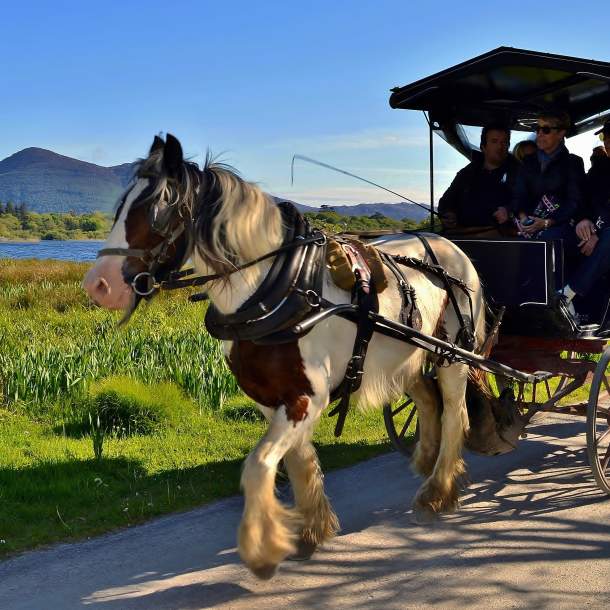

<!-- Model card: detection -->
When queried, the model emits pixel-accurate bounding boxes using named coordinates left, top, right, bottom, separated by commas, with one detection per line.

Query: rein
left=161, top=231, right=326, bottom=295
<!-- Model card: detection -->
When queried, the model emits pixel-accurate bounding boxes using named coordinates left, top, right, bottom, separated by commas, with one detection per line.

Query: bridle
left=97, top=170, right=198, bottom=297
left=97, top=223, right=189, bottom=297
left=97, top=171, right=327, bottom=299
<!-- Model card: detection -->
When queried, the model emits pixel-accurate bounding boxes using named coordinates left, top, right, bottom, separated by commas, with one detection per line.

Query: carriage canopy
left=389, top=46, right=610, bottom=157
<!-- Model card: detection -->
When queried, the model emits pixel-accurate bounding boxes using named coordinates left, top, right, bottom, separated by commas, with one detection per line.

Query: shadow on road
left=2, top=417, right=609, bottom=609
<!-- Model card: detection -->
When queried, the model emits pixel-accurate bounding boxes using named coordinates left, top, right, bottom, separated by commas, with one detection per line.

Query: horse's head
left=83, top=134, right=199, bottom=311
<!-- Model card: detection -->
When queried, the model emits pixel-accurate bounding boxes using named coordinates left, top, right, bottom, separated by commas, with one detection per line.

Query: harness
left=203, top=203, right=328, bottom=344
left=101, top=201, right=475, bottom=437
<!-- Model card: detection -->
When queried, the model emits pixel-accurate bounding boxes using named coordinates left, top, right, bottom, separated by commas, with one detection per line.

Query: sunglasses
left=533, top=125, right=563, bottom=134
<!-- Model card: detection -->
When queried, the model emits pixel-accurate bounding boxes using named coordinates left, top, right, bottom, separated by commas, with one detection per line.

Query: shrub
left=81, top=376, right=192, bottom=436
left=221, top=398, right=264, bottom=423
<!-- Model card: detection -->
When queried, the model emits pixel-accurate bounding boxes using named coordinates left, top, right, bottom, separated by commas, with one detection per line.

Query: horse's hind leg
left=283, top=440, right=339, bottom=559
left=414, top=363, right=469, bottom=514
left=407, top=374, right=441, bottom=478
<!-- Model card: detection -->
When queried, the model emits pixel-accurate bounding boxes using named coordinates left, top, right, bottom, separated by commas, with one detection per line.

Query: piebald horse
left=83, top=135, right=486, bottom=579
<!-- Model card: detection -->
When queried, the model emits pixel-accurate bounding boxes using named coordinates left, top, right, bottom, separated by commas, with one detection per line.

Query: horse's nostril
left=94, top=277, right=110, bottom=297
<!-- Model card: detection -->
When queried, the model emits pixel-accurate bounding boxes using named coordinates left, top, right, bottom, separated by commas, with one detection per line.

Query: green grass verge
left=0, top=259, right=394, bottom=558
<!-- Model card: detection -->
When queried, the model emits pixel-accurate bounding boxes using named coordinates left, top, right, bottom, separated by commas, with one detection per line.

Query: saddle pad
left=326, top=238, right=388, bottom=293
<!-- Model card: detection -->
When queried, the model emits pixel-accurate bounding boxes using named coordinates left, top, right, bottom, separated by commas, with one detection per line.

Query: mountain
left=0, top=147, right=429, bottom=222
left=0, top=148, right=136, bottom=214
left=273, top=198, right=430, bottom=223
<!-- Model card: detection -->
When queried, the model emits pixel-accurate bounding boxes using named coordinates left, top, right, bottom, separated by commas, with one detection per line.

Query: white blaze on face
left=82, top=178, right=150, bottom=310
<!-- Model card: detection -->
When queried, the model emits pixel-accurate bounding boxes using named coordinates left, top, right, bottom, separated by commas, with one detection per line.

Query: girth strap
left=327, top=271, right=379, bottom=437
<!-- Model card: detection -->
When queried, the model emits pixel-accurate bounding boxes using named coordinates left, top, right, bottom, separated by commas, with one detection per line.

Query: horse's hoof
left=250, top=563, right=278, bottom=580
left=288, top=538, right=318, bottom=561
left=411, top=507, right=439, bottom=525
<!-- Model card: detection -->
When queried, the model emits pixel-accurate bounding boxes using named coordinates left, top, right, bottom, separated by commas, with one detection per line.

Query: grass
left=0, top=259, right=393, bottom=557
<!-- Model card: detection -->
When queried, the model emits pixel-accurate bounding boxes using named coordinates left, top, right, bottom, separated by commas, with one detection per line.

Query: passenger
left=560, top=120, right=610, bottom=315
left=590, top=145, right=607, bottom=166
left=513, top=139, right=537, bottom=163
left=438, top=124, right=515, bottom=235
left=511, top=110, right=585, bottom=239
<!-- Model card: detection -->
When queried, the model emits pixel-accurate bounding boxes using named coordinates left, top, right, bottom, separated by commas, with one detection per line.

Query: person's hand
left=579, top=232, right=599, bottom=256
left=441, top=212, right=457, bottom=229
left=521, top=217, right=547, bottom=235
left=576, top=218, right=596, bottom=242
left=493, top=206, right=509, bottom=224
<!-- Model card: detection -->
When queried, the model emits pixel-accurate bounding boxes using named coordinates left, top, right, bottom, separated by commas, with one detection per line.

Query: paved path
left=1, top=414, right=610, bottom=610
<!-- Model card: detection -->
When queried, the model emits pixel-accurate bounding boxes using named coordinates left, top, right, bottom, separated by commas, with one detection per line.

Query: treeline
left=0, top=202, right=111, bottom=241
left=0, top=201, right=431, bottom=242
left=304, top=209, right=432, bottom=233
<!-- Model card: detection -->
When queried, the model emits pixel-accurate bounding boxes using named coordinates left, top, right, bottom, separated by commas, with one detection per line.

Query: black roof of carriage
left=389, top=47, right=610, bottom=155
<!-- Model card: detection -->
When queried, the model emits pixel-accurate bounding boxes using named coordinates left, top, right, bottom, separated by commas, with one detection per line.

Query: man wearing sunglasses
left=438, top=123, right=515, bottom=236
left=560, top=120, right=610, bottom=316
left=511, top=111, right=585, bottom=240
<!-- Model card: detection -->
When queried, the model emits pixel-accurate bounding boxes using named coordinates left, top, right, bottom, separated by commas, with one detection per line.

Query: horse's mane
left=193, top=155, right=283, bottom=283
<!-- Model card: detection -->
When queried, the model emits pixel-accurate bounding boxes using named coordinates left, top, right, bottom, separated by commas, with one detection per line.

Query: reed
left=0, top=260, right=238, bottom=413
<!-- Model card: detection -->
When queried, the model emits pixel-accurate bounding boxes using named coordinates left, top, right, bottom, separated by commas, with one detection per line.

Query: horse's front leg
left=283, top=437, right=339, bottom=560
left=238, top=402, right=312, bottom=579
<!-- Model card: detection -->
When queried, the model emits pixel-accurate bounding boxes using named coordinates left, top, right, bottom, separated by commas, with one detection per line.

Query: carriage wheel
left=383, top=395, right=419, bottom=457
left=586, top=347, right=610, bottom=495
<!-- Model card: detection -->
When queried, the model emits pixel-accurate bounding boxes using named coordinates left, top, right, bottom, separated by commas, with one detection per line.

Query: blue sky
left=2, top=0, right=609, bottom=205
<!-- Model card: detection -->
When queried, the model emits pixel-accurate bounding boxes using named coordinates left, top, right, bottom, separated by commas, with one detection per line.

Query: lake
left=0, top=240, right=104, bottom=262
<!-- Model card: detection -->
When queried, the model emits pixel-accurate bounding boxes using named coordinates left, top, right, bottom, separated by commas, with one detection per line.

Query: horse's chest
left=226, top=340, right=314, bottom=422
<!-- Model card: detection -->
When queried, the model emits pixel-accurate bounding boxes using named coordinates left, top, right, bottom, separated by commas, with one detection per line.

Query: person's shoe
left=556, top=290, right=577, bottom=319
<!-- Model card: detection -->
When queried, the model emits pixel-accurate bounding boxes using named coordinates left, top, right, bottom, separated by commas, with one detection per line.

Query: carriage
left=381, top=47, right=610, bottom=495
left=86, top=48, right=610, bottom=577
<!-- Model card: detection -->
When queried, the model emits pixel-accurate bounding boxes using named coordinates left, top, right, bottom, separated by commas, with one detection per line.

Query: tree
left=5, top=201, right=15, bottom=215
left=17, top=202, right=28, bottom=220
left=0, top=202, right=4, bottom=215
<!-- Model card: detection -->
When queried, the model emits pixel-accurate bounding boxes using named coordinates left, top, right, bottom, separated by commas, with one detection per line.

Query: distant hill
left=307, top=202, right=430, bottom=222
left=0, top=148, right=136, bottom=214
left=274, top=198, right=430, bottom=223
left=0, top=148, right=430, bottom=222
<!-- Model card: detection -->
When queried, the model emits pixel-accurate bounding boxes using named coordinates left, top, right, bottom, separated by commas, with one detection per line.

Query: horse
left=83, top=134, right=487, bottom=579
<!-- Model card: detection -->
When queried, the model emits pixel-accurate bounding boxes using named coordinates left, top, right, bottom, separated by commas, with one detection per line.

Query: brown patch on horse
left=228, top=341, right=314, bottom=424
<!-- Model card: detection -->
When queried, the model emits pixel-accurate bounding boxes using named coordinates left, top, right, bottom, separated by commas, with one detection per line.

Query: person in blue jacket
left=511, top=110, right=585, bottom=240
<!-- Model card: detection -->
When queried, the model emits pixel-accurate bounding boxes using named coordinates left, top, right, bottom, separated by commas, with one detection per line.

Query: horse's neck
left=198, top=258, right=275, bottom=314
left=192, top=192, right=283, bottom=314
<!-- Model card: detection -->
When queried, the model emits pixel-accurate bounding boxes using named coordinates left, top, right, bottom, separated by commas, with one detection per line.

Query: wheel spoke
left=600, top=443, right=610, bottom=473
left=392, top=397, right=413, bottom=417
left=398, top=407, right=417, bottom=439
left=597, top=426, right=610, bottom=446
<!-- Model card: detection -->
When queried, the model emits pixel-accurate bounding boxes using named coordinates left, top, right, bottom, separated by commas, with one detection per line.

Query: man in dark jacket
left=439, top=124, right=515, bottom=234
left=511, top=111, right=585, bottom=239
left=561, top=120, right=610, bottom=310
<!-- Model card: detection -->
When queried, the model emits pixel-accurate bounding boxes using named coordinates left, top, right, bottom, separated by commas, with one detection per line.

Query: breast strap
left=204, top=202, right=327, bottom=344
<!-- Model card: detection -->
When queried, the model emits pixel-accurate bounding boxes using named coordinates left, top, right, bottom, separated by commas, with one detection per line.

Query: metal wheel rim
left=586, top=347, right=610, bottom=495
left=383, top=395, right=418, bottom=457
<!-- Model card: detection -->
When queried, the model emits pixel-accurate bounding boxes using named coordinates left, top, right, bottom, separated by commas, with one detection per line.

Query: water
left=0, top=240, right=104, bottom=262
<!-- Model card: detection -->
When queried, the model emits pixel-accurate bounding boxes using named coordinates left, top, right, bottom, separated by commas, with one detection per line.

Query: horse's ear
left=149, top=135, right=165, bottom=155
left=164, top=134, right=183, bottom=174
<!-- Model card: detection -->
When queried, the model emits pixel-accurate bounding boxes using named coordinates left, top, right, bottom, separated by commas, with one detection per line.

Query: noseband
left=97, top=223, right=188, bottom=296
